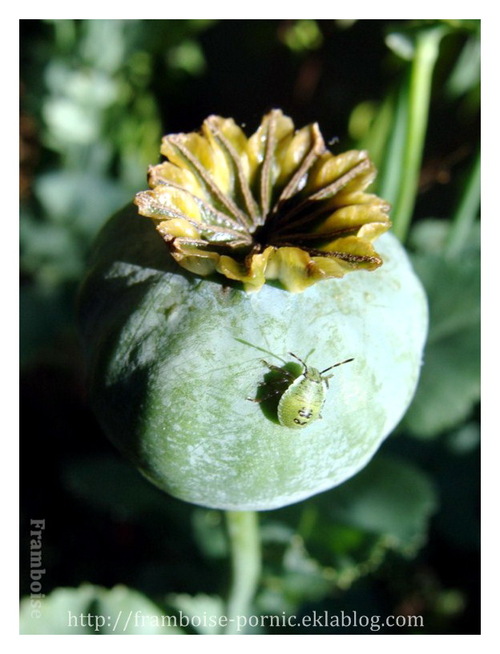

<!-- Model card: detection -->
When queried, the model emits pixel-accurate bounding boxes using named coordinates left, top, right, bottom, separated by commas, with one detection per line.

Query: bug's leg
left=260, top=360, right=295, bottom=384
left=248, top=359, right=295, bottom=402
left=260, top=359, right=294, bottom=377
left=260, top=359, right=282, bottom=372
left=248, top=365, right=292, bottom=403
left=247, top=387, right=284, bottom=403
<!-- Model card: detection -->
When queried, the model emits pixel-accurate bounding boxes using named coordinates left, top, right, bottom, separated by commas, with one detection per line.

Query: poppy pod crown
left=135, top=109, right=391, bottom=292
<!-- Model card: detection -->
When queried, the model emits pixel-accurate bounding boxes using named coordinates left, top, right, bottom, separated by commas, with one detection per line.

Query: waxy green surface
left=79, top=204, right=428, bottom=510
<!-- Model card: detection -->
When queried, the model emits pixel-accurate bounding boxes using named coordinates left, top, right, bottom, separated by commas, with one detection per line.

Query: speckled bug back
left=276, top=354, right=354, bottom=429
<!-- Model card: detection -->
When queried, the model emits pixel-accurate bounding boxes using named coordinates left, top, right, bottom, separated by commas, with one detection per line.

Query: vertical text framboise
left=29, top=519, right=46, bottom=618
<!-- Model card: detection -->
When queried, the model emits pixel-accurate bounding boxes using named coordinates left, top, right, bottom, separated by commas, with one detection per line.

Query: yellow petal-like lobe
left=157, top=218, right=201, bottom=240
left=134, top=110, right=391, bottom=292
left=148, top=161, right=205, bottom=201
left=247, top=110, right=295, bottom=186
left=217, top=247, right=274, bottom=292
left=313, top=204, right=391, bottom=236
left=305, top=150, right=376, bottom=197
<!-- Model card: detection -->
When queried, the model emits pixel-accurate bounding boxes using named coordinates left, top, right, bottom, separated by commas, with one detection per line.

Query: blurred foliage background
left=20, top=19, right=480, bottom=635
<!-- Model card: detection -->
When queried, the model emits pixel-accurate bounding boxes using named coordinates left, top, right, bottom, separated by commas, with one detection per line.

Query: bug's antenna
left=289, top=352, right=308, bottom=371
left=320, top=358, right=354, bottom=374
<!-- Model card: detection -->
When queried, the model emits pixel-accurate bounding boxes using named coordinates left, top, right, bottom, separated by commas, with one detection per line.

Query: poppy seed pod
left=78, top=112, right=428, bottom=511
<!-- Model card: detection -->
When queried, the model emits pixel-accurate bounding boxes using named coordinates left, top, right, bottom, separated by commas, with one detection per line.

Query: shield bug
left=252, top=352, right=354, bottom=429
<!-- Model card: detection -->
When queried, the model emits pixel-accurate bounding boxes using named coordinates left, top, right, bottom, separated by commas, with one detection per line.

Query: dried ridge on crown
left=135, top=109, right=391, bottom=292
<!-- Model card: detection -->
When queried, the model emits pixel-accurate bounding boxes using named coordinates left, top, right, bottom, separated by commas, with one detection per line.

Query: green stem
left=225, top=510, right=261, bottom=635
left=391, top=27, right=445, bottom=242
left=377, top=82, right=410, bottom=206
left=444, top=150, right=480, bottom=259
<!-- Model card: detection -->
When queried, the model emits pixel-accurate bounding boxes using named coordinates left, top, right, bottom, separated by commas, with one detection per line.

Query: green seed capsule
left=260, top=353, right=354, bottom=429
left=79, top=207, right=428, bottom=510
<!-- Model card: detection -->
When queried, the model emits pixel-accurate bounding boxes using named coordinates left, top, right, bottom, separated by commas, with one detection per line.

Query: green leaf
left=408, top=218, right=454, bottom=256
left=258, top=457, right=437, bottom=611
left=35, top=170, right=130, bottom=238
left=20, top=584, right=182, bottom=634
left=192, top=509, right=228, bottom=559
left=385, top=31, right=416, bottom=60
left=258, top=520, right=336, bottom=612
left=323, top=456, right=438, bottom=547
left=405, top=251, right=480, bottom=437
left=281, top=19, right=323, bottom=52
left=445, top=33, right=481, bottom=99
